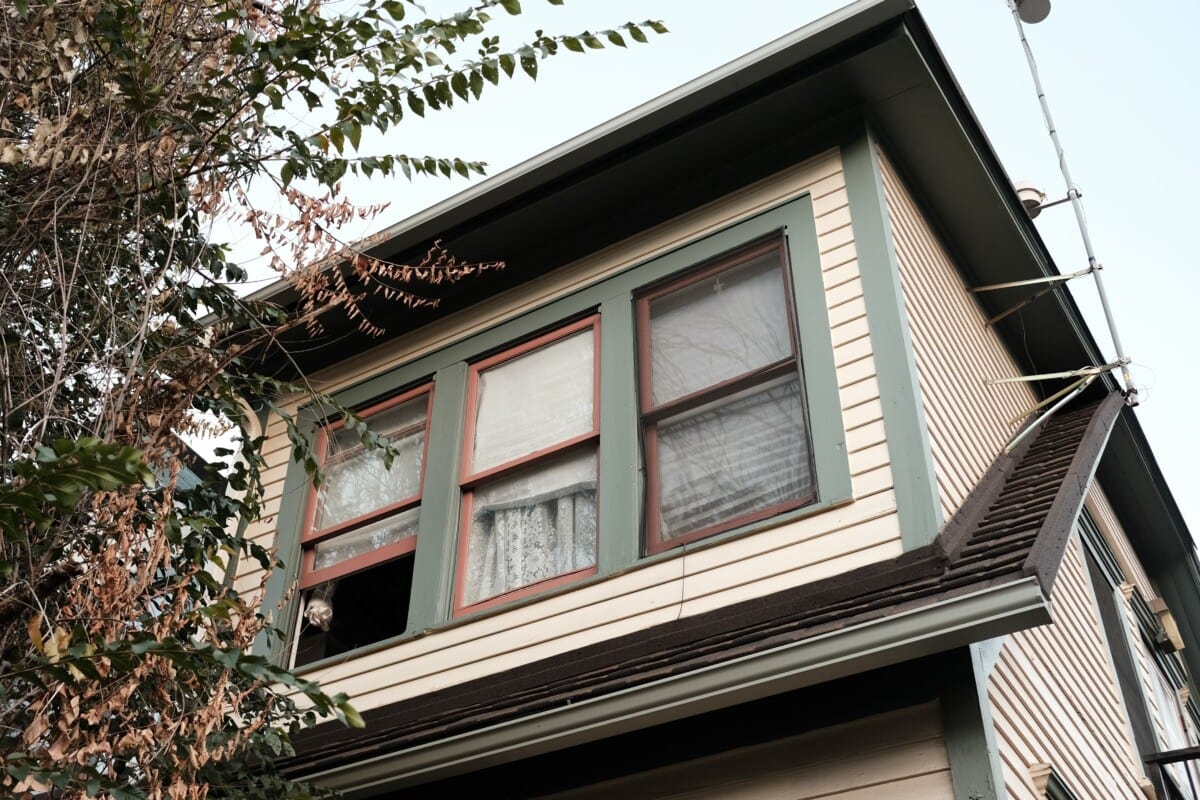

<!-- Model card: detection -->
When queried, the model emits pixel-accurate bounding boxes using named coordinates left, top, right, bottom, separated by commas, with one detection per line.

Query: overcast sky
left=229, top=0, right=1200, bottom=536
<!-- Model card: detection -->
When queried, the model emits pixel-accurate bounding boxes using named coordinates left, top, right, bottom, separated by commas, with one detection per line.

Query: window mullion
left=598, top=293, right=641, bottom=575
left=407, top=362, right=469, bottom=631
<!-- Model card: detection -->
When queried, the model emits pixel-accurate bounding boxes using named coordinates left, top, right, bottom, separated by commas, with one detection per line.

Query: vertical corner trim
left=840, top=122, right=942, bottom=549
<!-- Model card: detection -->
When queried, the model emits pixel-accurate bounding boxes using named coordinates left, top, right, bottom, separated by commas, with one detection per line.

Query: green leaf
left=563, top=36, right=583, bottom=53
left=520, top=53, right=537, bottom=79
left=499, top=0, right=521, bottom=14
left=451, top=71, right=468, bottom=101
left=499, top=53, right=515, bottom=78
left=482, top=59, right=499, bottom=84
left=338, top=700, right=366, bottom=729
left=606, top=30, right=626, bottom=47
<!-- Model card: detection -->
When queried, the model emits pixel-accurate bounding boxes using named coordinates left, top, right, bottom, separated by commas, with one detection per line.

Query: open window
left=454, top=316, right=600, bottom=614
left=636, top=236, right=816, bottom=553
left=293, top=385, right=432, bottom=666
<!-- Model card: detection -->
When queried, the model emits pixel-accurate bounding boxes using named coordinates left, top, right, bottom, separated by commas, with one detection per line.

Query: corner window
left=293, top=385, right=431, bottom=666
left=637, top=237, right=816, bottom=553
left=455, top=316, right=600, bottom=613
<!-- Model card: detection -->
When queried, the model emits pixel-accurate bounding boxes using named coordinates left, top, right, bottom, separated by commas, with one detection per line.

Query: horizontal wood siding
left=989, top=535, right=1146, bottom=799
left=244, top=150, right=904, bottom=711
left=1087, top=485, right=1155, bottom=597
left=536, top=703, right=953, bottom=800
left=878, top=152, right=1036, bottom=521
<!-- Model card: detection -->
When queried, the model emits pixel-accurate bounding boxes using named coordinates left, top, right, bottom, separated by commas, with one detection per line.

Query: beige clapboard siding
left=252, top=150, right=904, bottom=711
left=989, top=535, right=1146, bottom=799
left=1118, top=584, right=1173, bottom=751
left=877, top=152, right=1036, bottom=520
left=1088, top=486, right=1155, bottom=597
left=536, top=702, right=952, bottom=800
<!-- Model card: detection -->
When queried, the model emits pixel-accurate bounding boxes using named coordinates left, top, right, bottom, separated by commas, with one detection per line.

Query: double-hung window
left=637, top=237, right=815, bottom=552
left=294, top=385, right=431, bottom=665
left=455, top=316, right=600, bottom=613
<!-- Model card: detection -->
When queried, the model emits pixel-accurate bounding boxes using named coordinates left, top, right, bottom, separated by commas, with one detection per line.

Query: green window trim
left=264, top=192, right=853, bottom=670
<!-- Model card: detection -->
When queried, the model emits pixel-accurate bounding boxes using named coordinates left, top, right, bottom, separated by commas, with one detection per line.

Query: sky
left=228, top=0, right=1200, bottom=537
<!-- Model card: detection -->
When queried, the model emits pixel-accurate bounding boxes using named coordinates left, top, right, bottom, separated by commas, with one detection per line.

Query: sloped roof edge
left=283, top=395, right=1123, bottom=791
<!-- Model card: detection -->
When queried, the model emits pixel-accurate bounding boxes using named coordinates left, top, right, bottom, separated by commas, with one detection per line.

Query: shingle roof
left=284, top=391, right=1126, bottom=776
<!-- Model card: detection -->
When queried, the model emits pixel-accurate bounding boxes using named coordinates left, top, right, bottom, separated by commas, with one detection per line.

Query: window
left=293, top=385, right=431, bottom=666
left=455, top=316, right=600, bottom=613
left=275, top=193, right=850, bottom=667
left=637, top=237, right=815, bottom=553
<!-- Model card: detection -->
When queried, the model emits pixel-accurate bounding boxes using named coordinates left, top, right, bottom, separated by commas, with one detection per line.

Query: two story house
left=238, top=1, right=1200, bottom=797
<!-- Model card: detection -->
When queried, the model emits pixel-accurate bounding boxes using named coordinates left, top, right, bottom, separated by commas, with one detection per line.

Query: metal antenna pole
left=1007, top=1, right=1135, bottom=396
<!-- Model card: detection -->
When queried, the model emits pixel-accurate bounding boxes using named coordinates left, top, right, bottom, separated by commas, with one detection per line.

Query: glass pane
left=463, top=449, right=597, bottom=606
left=656, top=375, right=812, bottom=541
left=311, top=506, right=420, bottom=571
left=649, top=250, right=792, bottom=405
left=314, top=395, right=426, bottom=531
left=472, top=328, right=594, bottom=473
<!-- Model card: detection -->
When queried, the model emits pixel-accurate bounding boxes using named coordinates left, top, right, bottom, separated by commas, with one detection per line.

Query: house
left=237, top=0, right=1200, bottom=797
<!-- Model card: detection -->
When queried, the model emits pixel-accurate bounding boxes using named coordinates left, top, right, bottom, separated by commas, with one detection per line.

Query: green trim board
left=840, top=123, right=943, bottom=549
left=266, top=192, right=855, bottom=669
left=939, top=645, right=1004, bottom=800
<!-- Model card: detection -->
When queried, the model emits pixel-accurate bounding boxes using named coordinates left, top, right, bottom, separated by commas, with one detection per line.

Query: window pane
left=656, top=376, right=812, bottom=541
left=649, top=251, right=792, bottom=405
left=472, top=329, right=594, bottom=473
left=463, top=449, right=597, bottom=606
left=314, top=395, right=426, bottom=530
left=312, top=507, right=420, bottom=572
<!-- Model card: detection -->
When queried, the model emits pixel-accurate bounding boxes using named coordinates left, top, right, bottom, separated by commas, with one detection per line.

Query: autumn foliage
left=0, top=0, right=662, bottom=797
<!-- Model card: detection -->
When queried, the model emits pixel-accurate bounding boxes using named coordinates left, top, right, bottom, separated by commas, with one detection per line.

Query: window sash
left=637, top=236, right=815, bottom=552
left=455, top=316, right=601, bottom=613
left=299, top=383, right=433, bottom=588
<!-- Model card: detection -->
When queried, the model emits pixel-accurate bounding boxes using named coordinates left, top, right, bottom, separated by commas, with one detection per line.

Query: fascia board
left=304, top=576, right=1048, bottom=796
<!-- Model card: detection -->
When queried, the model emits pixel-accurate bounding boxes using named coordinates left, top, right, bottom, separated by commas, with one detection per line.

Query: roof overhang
left=250, top=0, right=1100, bottom=389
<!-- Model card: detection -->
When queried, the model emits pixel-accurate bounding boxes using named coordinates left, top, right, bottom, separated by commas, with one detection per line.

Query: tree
left=0, top=1, right=663, bottom=797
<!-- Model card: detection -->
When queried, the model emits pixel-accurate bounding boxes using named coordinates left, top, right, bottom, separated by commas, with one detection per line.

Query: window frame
left=635, top=235, right=817, bottom=553
left=453, top=314, right=602, bottom=614
left=298, top=382, right=433, bottom=589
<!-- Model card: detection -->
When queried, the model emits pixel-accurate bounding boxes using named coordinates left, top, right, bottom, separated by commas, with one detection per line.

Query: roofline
left=246, top=0, right=914, bottom=306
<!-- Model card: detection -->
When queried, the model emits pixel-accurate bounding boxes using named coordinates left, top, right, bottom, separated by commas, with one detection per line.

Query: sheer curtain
left=463, top=444, right=596, bottom=606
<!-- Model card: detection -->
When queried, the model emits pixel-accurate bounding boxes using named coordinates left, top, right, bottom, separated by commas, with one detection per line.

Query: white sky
left=227, top=0, right=1200, bottom=537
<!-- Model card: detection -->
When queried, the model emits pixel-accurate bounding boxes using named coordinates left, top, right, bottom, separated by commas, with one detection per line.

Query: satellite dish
left=1015, top=0, right=1051, bottom=24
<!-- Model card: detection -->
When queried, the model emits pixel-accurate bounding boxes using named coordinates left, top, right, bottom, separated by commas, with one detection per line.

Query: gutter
left=305, top=576, right=1047, bottom=796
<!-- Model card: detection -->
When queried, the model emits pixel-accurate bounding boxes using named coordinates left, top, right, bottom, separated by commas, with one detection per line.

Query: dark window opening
left=294, top=554, right=414, bottom=667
